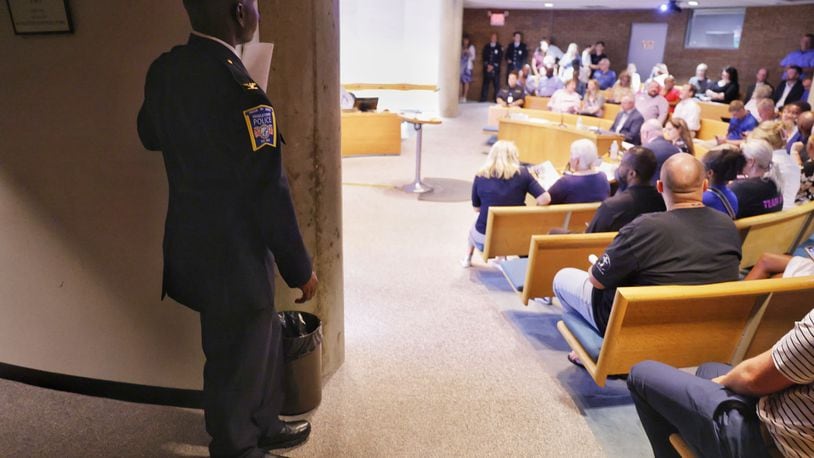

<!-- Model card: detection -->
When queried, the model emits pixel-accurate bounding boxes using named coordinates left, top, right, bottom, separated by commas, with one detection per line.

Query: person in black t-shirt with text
left=587, top=146, right=666, bottom=233
left=728, top=139, right=784, bottom=218
left=553, top=154, right=742, bottom=348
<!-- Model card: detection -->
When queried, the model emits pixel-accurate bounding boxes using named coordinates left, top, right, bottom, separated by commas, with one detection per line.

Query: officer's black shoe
left=259, top=420, right=311, bottom=450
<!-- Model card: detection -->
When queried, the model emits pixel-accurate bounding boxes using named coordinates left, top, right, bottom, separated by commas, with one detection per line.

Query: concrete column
left=438, top=0, right=464, bottom=117
left=259, top=0, right=345, bottom=377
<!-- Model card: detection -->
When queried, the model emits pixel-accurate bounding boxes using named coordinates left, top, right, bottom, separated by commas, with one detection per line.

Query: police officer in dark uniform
left=137, top=1, right=317, bottom=456
left=505, top=31, right=528, bottom=74
left=480, top=32, right=503, bottom=102
left=496, top=71, right=526, bottom=108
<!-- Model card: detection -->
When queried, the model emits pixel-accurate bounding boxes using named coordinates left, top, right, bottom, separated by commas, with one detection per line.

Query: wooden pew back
left=735, top=201, right=814, bottom=268
left=602, top=103, right=621, bottom=123
left=524, top=96, right=551, bottom=110
left=521, top=232, right=617, bottom=304
left=696, top=119, right=728, bottom=141
left=482, top=203, right=601, bottom=260
left=559, top=277, right=814, bottom=386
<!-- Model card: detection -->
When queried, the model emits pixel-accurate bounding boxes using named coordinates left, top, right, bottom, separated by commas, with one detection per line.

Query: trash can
left=279, top=311, right=323, bottom=415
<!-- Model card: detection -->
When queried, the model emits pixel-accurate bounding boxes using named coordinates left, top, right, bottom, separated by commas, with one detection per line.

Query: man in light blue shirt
left=780, top=34, right=814, bottom=78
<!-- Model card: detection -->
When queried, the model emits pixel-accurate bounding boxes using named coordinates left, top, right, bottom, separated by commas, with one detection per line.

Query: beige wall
left=0, top=2, right=207, bottom=389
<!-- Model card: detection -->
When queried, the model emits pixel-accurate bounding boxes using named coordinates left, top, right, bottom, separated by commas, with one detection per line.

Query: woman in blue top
left=462, top=141, right=545, bottom=267
left=701, top=145, right=743, bottom=219
left=538, top=139, right=610, bottom=206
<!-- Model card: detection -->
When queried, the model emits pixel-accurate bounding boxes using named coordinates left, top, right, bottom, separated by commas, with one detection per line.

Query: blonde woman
left=462, top=141, right=545, bottom=267
left=609, top=71, right=634, bottom=103
left=747, top=121, right=800, bottom=210
left=580, top=79, right=605, bottom=118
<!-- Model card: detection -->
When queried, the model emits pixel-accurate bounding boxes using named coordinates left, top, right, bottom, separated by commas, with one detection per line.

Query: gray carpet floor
left=0, top=103, right=650, bottom=457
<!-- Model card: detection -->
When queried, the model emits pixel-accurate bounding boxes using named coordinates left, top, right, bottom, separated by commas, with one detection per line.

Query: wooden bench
left=499, top=232, right=618, bottom=304
left=481, top=203, right=600, bottom=261
left=735, top=201, right=814, bottom=268
left=507, top=202, right=814, bottom=304
left=557, top=276, right=814, bottom=386
left=695, top=118, right=728, bottom=141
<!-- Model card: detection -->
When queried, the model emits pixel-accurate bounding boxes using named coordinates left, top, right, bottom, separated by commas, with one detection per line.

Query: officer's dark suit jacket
left=481, top=42, right=503, bottom=75
left=137, top=35, right=312, bottom=313
left=772, top=79, right=805, bottom=106
left=505, top=42, right=528, bottom=73
left=609, top=108, right=645, bottom=146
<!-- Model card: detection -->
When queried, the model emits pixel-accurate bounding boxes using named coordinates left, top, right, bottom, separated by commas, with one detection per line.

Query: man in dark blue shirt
left=722, top=100, right=758, bottom=143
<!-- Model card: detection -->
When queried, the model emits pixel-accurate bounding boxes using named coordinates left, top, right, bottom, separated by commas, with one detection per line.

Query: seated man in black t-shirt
left=553, top=154, right=742, bottom=347
left=587, top=146, right=666, bottom=233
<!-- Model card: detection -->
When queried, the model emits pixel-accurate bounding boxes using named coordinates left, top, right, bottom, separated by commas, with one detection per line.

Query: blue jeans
left=553, top=268, right=598, bottom=331
left=627, top=361, right=771, bottom=458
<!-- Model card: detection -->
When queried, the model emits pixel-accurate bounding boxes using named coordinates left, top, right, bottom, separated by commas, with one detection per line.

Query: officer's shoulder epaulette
left=223, top=58, right=261, bottom=92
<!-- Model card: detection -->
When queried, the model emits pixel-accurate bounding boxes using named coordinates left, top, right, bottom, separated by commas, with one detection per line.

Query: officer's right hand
left=296, top=272, right=318, bottom=304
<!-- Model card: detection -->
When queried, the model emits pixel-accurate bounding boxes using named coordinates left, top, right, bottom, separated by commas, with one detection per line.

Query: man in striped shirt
left=627, top=308, right=814, bottom=457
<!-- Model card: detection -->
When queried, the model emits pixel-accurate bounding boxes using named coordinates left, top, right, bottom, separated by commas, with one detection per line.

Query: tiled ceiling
left=464, top=0, right=814, bottom=10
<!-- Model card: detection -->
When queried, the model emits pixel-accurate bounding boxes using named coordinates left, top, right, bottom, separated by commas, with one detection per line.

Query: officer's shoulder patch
left=242, top=105, right=277, bottom=151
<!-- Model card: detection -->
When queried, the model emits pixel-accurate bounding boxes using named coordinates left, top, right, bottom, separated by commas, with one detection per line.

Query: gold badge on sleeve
left=242, top=105, right=277, bottom=151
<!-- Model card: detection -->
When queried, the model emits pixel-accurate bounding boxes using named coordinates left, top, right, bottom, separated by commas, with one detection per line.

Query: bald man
left=553, top=154, right=742, bottom=341
left=138, top=0, right=316, bottom=456
left=788, top=110, right=814, bottom=157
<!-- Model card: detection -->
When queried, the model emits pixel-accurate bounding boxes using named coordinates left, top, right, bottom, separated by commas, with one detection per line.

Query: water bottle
left=610, top=140, right=620, bottom=160
left=576, top=116, right=584, bottom=130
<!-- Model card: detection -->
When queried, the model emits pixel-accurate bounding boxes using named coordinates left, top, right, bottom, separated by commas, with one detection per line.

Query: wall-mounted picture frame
left=6, top=0, right=73, bottom=35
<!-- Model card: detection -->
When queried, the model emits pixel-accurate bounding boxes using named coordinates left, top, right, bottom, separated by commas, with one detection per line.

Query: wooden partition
left=341, top=111, right=402, bottom=156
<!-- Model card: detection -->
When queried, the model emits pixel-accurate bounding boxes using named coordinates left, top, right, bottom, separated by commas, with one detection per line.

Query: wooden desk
left=699, top=101, right=730, bottom=121
left=498, top=118, right=623, bottom=168
left=488, top=106, right=613, bottom=131
left=341, top=111, right=402, bottom=157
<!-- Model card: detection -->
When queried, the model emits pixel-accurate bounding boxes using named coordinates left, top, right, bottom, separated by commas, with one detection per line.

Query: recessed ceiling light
left=688, top=1, right=699, bottom=5
left=544, top=2, right=554, bottom=7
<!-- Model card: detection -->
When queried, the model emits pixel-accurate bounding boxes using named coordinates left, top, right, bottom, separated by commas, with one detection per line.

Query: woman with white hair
left=747, top=121, right=800, bottom=210
left=728, top=139, right=784, bottom=218
left=461, top=141, right=545, bottom=267
left=647, top=63, right=669, bottom=87
left=538, top=139, right=610, bottom=206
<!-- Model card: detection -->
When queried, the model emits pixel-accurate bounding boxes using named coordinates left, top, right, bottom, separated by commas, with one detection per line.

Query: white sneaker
left=459, top=257, right=472, bottom=268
